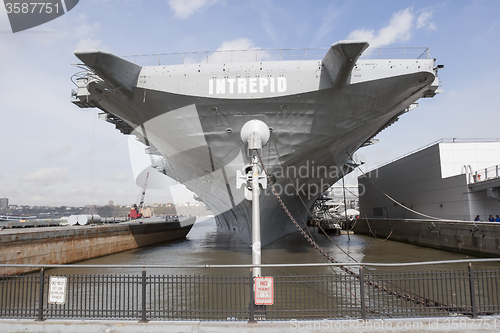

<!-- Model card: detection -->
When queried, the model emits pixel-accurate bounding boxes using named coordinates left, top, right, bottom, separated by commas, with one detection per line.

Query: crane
left=128, top=172, right=149, bottom=220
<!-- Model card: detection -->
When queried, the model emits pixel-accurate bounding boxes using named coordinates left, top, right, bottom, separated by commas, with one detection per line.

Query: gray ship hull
left=72, top=42, right=440, bottom=245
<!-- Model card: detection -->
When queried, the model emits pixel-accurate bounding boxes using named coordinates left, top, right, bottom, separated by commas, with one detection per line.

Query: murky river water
left=46, top=217, right=500, bottom=277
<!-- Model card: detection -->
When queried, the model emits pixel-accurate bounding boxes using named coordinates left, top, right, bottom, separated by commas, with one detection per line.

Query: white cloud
left=22, top=167, right=69, bottom=184
left=348, top=8, right=414, bottom=48
left=218, top=38, right=253, bottom=50
left=347, top=7, right=436, bottom=48
left=76, top=37, right=107, bottom=51
left=73, top=15, right=100, bottom=37
left=377, top=8, right=414, bottom=44
left=417, top=10, right=436, bottom=31
left=168, top=0, right=218, bottom=19
left=70, top=14, right=109, bottom=51
left=204, top=37, right=271, bottom=64
left=347, top=28, right=376, bottom=43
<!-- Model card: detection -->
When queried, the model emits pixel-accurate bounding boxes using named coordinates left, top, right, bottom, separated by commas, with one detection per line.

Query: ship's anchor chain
left=255, top=152, right=461, bottom=312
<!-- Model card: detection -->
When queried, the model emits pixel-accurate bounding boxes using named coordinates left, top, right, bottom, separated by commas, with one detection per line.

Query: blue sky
left=0, top=0, right=499, bottom=207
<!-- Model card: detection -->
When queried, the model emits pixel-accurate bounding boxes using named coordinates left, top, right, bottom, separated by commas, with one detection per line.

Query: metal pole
left=238, top=120, right=269, bottom=281
left=468, top=263, right=477, bottom=317
left=36, top=269, right=44, bottom=321
left=359, top=266, right=366, bottom=319
left=249, top=268, right=256, bottom=323
left=252, top=154, right=261, bottom=279
left=140, top=269, right=147, bottom=322
left=342, top=176, right=350, bottom=241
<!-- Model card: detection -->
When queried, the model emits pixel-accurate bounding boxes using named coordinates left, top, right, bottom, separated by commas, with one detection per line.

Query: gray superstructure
left=71, top=41, right=441, bottom=246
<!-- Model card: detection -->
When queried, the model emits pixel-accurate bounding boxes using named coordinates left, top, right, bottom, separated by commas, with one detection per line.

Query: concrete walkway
left=2, top=316, right=500, bottom=333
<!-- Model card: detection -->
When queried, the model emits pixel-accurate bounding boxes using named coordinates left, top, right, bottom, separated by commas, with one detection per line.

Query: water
left=46, top=217, right=500, bottom=277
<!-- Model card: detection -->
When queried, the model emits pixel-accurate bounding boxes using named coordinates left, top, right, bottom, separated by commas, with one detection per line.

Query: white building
left=358, top=140, right=500, bottom=221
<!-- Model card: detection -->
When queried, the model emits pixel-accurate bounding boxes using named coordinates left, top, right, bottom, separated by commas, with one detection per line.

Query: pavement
left=2, top=316, right=500, bottom=333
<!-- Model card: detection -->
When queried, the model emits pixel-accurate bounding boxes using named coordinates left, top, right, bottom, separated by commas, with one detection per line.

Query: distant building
left=108, top=200, right=114, bottom=206
left=0, top=198, right=8, bottom=209
left=358, top=140, right=500, bottom=221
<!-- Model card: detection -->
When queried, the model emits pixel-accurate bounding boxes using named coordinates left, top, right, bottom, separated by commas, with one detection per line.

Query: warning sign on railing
left=255, top=276, right=273, bottom=305
left=48, top=276, right=67, bottom=305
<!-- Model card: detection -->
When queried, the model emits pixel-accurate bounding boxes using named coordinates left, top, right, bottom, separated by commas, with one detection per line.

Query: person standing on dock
left=496, top=215, right=500, bottom=222
left=489, top=215, right=495, bottom=222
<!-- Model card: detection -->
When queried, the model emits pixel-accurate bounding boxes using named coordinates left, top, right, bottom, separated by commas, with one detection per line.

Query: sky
left=0, top=0, right=499, bottom=207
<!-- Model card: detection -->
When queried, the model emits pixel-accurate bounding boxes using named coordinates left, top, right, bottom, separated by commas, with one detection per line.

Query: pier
left=352, top=218, right=500, bottom=257
left=0, top=217, right=195, bottom=275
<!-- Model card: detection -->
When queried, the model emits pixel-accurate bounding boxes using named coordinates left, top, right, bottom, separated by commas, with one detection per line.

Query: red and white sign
left=254, top=276, right=274, bottom=305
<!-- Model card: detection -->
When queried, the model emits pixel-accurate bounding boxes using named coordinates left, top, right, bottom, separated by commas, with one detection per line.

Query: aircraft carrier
left=71, top=41, right=441, bottom=246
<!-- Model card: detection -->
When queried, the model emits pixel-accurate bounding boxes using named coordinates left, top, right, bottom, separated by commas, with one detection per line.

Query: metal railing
left=363, top=138, right=500, bottom=175
left=469, top=164, right=500, bottom=184
left=120, top=46, right=432, bottom=66
left=1, top=260, right=499, bottom=322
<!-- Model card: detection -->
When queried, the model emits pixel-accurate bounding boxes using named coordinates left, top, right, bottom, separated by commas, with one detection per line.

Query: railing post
left=36, top=269, right=45, bottom=321
left=140, top=269, right=147, bottom=322
left=249, top=269, right=255, bottom=323
left=359, top=266, right=366, bottom=320
left=468, top=263, right=477, bottom=317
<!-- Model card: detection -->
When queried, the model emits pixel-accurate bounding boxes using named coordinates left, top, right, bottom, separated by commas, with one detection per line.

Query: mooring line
left=365, top=215, right=393, bottom=242
left=256, top=149, right=461, bottom=313
left=346, top=151, right=447, bottom=221
left=270, top=138, right=358, bottom=263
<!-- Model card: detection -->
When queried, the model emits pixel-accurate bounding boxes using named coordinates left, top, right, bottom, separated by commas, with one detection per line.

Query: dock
left=0, top=217, right=195, bottom=275
left=352, top=218, right=500, bottom=257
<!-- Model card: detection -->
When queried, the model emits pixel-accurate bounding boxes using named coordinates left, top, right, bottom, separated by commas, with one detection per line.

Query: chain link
left=255, top=151, right=454, bottom=310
